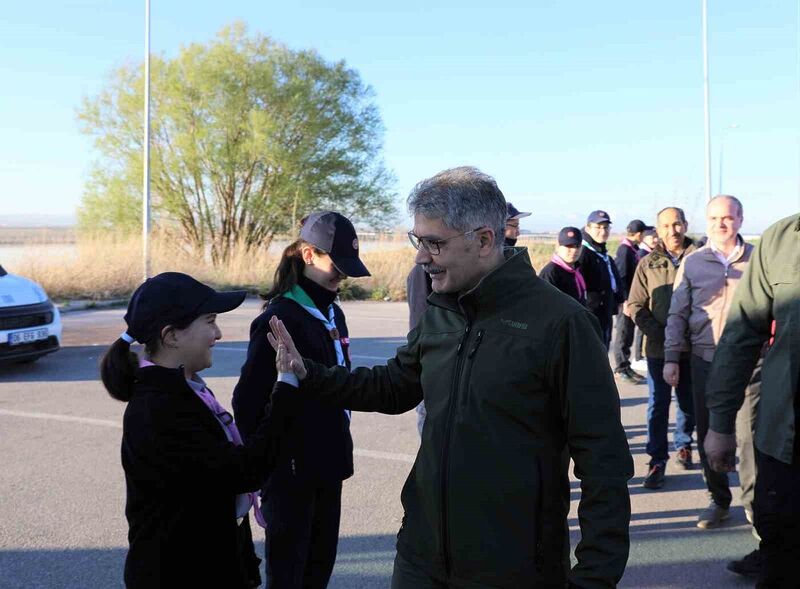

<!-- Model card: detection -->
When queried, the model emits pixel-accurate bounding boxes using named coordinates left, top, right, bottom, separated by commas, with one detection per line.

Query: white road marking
left=0, top=409, right=122, bottom=428
left=214, top=346, right=389, bottom=362
left=0, top=409, right=417, bottom=463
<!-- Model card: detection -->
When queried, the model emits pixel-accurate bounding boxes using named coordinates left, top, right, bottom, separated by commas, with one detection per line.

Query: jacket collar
left=649, top=237, right=695, bottom=264
left=698, top=235, right=751, bottom=264
left=134, top=363, right=194, bottom=396
left=427, top=247, right=534, bottom=321
left=581, top=229, right=608, bottom=254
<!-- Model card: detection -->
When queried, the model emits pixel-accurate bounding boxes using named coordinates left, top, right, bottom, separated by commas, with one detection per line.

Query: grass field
left=5, top=234, right=566, bottom=302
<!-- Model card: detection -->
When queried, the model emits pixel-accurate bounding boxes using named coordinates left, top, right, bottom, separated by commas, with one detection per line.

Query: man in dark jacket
left=539, top=226, right=587, bottom=305
left=632, top=226, right=658, bottom=363
left=406, top=263, right=432, bottom=436
left=612, top=220, right=647, bottom=384
left=579, top=210, right=624, bottom=350
left=627, top=206, right=697, bottom=489
left=270, top=167, right=633, bottom=589
left=705, top=213, right=800, bottom=586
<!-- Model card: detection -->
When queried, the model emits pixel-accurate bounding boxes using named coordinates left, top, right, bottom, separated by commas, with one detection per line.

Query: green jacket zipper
left=441, top=321, right=471, bottom=577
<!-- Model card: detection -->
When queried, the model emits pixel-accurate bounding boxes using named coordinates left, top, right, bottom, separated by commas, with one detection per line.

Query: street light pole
left=718, top=123, right=739, bottom=194
left=702, top=0, right=713, bottom=201
left=142, top=0, right=151, bottom=280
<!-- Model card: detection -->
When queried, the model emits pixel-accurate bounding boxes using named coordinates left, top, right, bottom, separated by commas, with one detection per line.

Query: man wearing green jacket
left=705, top=213, right=800, bottom=587
left=268, top=166, right=633, bottom=588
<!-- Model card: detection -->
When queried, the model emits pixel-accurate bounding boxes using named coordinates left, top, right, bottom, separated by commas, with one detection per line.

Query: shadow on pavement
left=0, top=336, right=400, bottom=384
left=0, top=534, right=397, bottom=589
left=619, top=556, right=755, bottom=588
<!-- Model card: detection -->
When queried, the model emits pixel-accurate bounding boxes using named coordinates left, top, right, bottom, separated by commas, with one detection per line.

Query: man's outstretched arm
left=269, top=316, right=423, bottom=415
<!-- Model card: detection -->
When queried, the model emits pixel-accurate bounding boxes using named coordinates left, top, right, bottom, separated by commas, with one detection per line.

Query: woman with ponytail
left=233, top=212, right=371, bottom=589
left=101, top=272, right=299, bottom=588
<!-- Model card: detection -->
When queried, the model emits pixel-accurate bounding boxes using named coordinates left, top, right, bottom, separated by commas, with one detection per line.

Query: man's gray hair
left=708, top=194, right=744, bottom=218
left=407, top=166, right=507, bottom=249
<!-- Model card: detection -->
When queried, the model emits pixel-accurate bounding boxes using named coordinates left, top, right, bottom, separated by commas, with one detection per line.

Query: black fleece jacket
left=232, top=278, right=354, bottom=486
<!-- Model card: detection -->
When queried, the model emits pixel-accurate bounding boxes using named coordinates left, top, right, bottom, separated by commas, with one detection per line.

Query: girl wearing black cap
left=100, top=272, right=299, bottom=589
left=233, top=211, right=370, bottom=589
left=539, top=226, right=588, bottom=306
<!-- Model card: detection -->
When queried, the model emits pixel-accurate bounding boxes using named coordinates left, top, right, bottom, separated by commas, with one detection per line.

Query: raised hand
left=267, top=316, right=307, bottom=380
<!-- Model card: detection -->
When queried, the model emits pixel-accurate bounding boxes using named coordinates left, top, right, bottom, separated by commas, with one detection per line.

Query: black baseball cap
left=300, top=211, right=371, bottom=278
left=123, top=272, right=246, bottom=344
left=626, top=219, right=647, bottom=233
left=587, top=210, right=612, bottom=224
left=558, top=226, right=583, bottom=247
left=506, top=202, right=532, bottom=220
left=642, top=226, right=657, bottom=238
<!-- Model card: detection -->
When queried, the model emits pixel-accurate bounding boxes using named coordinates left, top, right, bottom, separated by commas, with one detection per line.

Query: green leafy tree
left=77, top=22, right=396, bottom=263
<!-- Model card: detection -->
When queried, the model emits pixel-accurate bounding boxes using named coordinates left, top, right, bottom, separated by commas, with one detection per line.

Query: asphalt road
left=0, top=299, right=757, bottom=588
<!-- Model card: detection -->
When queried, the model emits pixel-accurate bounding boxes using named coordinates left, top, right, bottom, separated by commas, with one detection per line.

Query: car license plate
left=9, top=328, right=49, bottom=346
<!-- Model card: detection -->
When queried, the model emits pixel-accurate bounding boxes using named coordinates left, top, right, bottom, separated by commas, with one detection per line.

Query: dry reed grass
left=11, top=234, right=561, bottom=302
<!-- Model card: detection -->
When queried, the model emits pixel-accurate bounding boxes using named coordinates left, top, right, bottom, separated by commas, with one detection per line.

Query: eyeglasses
left=407, top=227, right=485, bottom=255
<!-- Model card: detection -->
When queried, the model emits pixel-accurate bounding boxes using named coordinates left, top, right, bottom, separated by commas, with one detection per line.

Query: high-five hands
left=267, top=316, right=308, bottom=380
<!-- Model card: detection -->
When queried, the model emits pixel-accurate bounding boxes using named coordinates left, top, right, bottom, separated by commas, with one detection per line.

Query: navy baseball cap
left=587, top=210, right=612, bottom=224
left=558, top=226, right=583, bottom=247
left=626, top=219, right=647, bottom=233
left=123, top=272, right=246, bottom=344
left=642, top=226, right=657, bottom=238
left=300, top=211, right=371, bottom=278
left=506, top=202, right=531, bottom=220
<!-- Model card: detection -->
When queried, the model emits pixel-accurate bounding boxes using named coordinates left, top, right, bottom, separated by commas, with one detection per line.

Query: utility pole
left=142, top=0, right=152, bottom=280
left=702, top=0, right=713, bottom=201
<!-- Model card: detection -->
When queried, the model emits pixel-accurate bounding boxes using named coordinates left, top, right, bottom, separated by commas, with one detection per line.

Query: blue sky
left=2, top=1, right=800, bottom=232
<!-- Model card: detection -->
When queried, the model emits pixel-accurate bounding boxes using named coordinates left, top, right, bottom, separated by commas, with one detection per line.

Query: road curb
left=57, top=299, right=128, bottom=314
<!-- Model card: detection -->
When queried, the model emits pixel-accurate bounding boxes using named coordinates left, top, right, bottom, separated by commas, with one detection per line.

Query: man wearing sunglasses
left=271, top=166, right=633, bottom=589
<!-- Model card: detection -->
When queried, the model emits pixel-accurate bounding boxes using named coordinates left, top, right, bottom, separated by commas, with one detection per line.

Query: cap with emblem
left=558, top=226, right=583, bottom=247
left=587, top=210, right=612, bottom=224
left=300, top=211, right=371, bottom=278
left=506, top=202, right=532, bottom=220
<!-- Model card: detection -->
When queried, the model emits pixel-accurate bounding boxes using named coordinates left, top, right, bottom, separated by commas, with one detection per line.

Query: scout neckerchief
left=620, top=237, right=639, bottom=255
left=550, top=254, right=587, bottom=301
left=581, top=238, right=618, bottom=293
left=283, top=285, right=351, bottom=421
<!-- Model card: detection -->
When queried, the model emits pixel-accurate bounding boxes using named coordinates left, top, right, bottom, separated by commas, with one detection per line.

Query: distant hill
left=0, top=214, right=76, bottom=228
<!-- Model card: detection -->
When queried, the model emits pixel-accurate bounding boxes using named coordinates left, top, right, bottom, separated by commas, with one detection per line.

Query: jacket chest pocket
left=770, top=264, right=800, bottom=323
left=459, top=329, right=550, bottom=419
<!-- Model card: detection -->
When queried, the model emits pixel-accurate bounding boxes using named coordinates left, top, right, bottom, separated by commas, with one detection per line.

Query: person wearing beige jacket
left=664, top=195, right=759, bottom=532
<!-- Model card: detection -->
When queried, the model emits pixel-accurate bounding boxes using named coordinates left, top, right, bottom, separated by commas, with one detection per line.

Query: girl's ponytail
left=100, top=338, right=139, bottom=402
left=261, top=239, right=322, bottom=307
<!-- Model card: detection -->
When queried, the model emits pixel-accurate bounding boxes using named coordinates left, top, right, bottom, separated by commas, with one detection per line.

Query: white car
left=0, top=265, right=61, bottom=364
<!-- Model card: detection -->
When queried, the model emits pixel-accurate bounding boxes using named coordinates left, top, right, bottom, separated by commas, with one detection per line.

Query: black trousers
left=593, top=309, right=613, bottom=351
left=690, top=356, right=732, bottom=508
left=611, top=312, right=635, bottom=372
left=262, top=478, right=342, bottom=589
left=755, top=447, right=800, bottom=589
